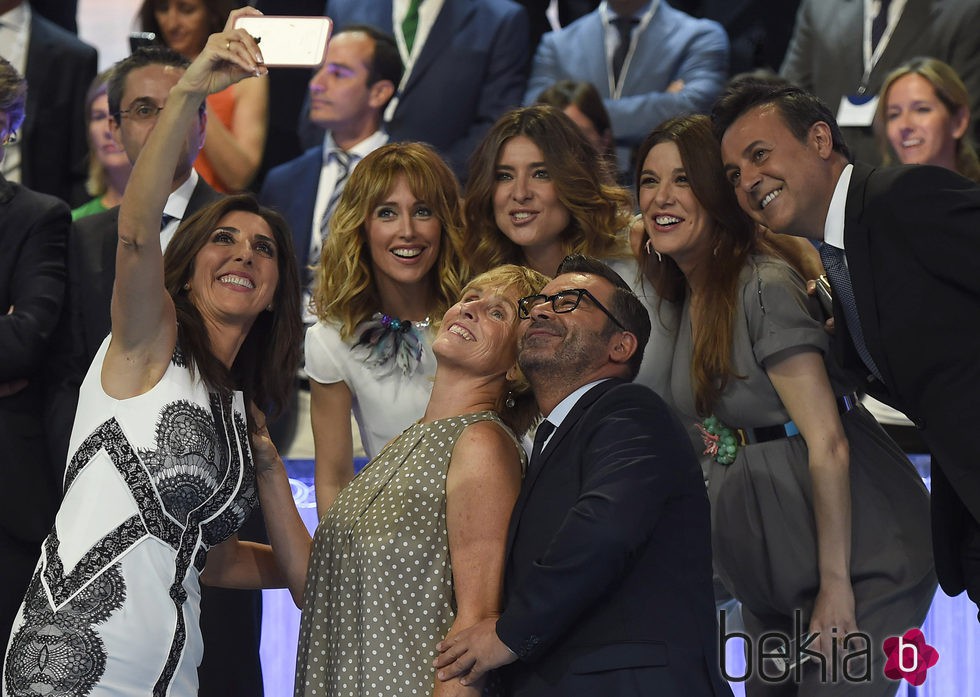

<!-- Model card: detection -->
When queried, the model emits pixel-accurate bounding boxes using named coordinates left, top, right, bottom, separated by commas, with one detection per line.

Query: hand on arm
left=432, top=421, right=522, bottom=693
left=766, top=350, right=856, bottom=658
left=310, top=379, right=356, bottom=518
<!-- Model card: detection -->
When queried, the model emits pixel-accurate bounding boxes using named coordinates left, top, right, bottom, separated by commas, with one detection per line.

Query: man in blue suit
left=321, top=0, right=530, bottom=179
left=260, top=25, right=401, bottom=305
left=524, top=0, right=728, bottom=180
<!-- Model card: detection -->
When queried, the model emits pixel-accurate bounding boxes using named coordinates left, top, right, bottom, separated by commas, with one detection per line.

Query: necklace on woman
left=351, top=312, right=431, bottom=377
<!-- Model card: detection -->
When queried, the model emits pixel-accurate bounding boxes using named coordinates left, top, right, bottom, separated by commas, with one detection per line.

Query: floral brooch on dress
left=696, top=415, right=739, bottom=465
left=350, top=313, right=429, bottom=377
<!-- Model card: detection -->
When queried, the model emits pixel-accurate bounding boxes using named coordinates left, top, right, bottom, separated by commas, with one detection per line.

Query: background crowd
left=1, top=0, right=980, bottom=695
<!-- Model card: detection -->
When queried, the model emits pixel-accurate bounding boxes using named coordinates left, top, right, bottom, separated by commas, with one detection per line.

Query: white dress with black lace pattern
left=3, top=335, right=257, bottom=697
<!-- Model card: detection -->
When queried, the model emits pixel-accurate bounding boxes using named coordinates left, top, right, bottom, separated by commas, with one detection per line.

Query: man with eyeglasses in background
left=44, top=46, right=267, bottom=697
left=0, top=54, right=69, bottom=686
left=434, top=254, right=732, bottom=697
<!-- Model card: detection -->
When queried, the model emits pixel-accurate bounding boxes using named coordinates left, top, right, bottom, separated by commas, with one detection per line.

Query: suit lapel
left=842, top=164, right=892, bottom=389
left=402, top=0, right=476, bottom=95
left=504, top=380, right=623, bottom=557
left=185, top=178, right=221, bottom=217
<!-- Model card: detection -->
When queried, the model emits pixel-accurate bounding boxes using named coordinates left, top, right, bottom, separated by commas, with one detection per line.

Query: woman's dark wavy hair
left=635, top=115, right=762, bottom=416
left=464, top=105, right=632, bottom=275
left=139, top=0, right=237, bottom=50
left=163, top=195, right=302, bottom=423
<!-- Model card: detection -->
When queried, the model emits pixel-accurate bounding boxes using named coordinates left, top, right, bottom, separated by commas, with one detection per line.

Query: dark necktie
left=611, top=16, right=639, bottom=85
left=528, top=419, right=556, bottom=476
left=403, top=0, right=423, bottom=54
left=871, top=0, right=893, bottom=51
left=819, top=242, right=883, bottom=382
left=161, top=213, right=177, bottom=231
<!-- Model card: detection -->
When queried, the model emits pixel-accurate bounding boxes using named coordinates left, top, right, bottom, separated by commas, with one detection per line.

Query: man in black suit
left=714, top=82, right=980, bottom=615
left=0, top=0, right=96, bottom=206
left=46, top=47, right=266, bottom=696
left=435, top=255, right=732, bottom=696
left=0, top=55, right=69, bottom=683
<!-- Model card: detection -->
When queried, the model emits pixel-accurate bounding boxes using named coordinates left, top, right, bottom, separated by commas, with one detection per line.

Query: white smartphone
left=232, top=16, right=332, bottom=68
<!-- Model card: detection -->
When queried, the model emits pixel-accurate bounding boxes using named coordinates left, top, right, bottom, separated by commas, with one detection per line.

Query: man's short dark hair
left=555, top=254, right=651, bottom=380
left=711, top=80, right=852, bottom=161
left=336, top=24, right=404, bottom=103
left=107, top=46, right=191, bottom=125
left=0, top=56, right=27, bottom=133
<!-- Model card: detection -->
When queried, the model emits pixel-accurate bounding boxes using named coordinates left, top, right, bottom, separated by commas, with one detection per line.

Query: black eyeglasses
left=518, top=289, right=627, bottom=330
left=115, top=103, right=165, bottom=121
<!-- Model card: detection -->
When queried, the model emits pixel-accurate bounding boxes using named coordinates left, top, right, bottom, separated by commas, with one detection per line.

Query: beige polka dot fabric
left=294, top=411, right=520, bottom=696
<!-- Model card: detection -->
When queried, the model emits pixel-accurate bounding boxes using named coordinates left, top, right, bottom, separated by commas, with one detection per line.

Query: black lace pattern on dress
left=10, top=388, right=256, bottom=696
left=5, top=565, right=126, bottom=697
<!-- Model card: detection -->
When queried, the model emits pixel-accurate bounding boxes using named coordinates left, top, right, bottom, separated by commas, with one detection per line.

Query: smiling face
left=188, top=210, right=280, bottom=325
left=433, top=280, right=523, bottom=379
left=638, top=141, right=714, bottom=271
left=492, top=135, right=571, bottom=266
left=154, top=0, right=210, bottom=59
left=365, top=174, right=442, bottom=295
left=885, top=73, right=967, bottom=170
left=518, top=271, right=618, bottom=382
left=89, top=91, right=131, bottom=174
left=720, top=104, right=839, bottom=239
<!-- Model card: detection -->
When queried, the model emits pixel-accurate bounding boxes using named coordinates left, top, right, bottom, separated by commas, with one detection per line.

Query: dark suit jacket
left=0, top=176, right=68, bottom=544
left=22, top=13, right=97, bottom=207
left=322, top=0, right=530, bottom=177
left=780, top=0, right=980, bottom=165
left=258, top=145, right=322, bottom=274
left=838, top=162, right=980, bottom=594
left=0, top=176, right=68, bottom=654
left=496, top=380, right=731, bottom=697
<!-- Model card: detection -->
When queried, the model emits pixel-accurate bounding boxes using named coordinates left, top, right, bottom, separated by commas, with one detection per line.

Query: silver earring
left=504, top=391, right=516, bottom=409
left=183, top=282, right=191, bottom=291
left=266, top=304, right=274, bottom=312
left=644, top=238, right=662, bottom=262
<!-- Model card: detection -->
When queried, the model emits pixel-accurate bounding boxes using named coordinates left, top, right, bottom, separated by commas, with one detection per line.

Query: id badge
left=837, top=94, right=878, bottom=127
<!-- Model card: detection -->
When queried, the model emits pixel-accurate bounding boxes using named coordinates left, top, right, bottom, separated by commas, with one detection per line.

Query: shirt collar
left=320, top=129, right=388, bottom=162
left=544, top=378, right=610, bottom=430
left=164, top=169, right=199, bottom=220
left=823, top=163, right=853, bottom=250
left=600, top=0, right=656, bottom=23
left=0, top=2, right=29, bottom=31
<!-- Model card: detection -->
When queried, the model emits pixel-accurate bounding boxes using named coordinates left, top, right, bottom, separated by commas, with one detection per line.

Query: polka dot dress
left=294, top=411, right=517, bottom=696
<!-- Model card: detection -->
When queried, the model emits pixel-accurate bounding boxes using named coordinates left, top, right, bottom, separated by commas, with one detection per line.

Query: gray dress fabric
left=294, top=411, right=522, bottom=697
left=652, top=256, right=936, bottom=696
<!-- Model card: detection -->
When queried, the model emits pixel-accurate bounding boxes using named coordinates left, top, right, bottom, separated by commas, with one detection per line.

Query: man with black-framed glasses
left=435, top=254, right=731, bottom=697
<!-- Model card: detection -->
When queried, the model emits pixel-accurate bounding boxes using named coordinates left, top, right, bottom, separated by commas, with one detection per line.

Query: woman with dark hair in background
left=535, top=79, right=617, bottom=175
left=634, top=114, right=935, bottom=697
left=139, top=0, right=268, bottom=192
left=3, top=13, right=303, bottom=694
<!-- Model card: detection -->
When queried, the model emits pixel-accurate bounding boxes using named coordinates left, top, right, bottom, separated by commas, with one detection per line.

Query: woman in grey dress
left=252, top=264, right=549, bottom=696
left=633, top=115, right=936, bottom=696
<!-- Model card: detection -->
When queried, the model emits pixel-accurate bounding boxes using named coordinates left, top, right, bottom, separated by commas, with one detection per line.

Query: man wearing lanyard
left=781, top=0, right=980, bottom=165
left=523, top=0, right=728, bottom=183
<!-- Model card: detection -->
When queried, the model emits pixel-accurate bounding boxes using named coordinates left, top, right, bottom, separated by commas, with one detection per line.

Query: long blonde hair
left=312, top=142, right=471, bottom=338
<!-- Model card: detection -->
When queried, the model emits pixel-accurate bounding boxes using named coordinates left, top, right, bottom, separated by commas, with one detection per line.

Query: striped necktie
left=819, top=242, right=883, bottom=382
